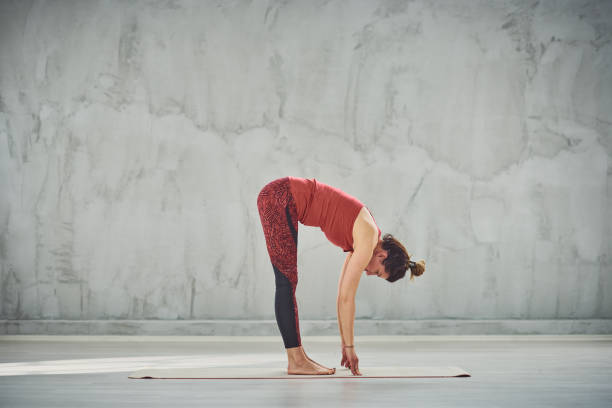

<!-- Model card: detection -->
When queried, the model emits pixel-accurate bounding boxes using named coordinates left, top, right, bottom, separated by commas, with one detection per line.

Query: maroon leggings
left=256, top=177, right=301, bottom=348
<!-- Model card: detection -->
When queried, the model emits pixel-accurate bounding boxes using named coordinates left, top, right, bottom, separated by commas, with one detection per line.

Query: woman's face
left=364, top=247, right=389, bottom=280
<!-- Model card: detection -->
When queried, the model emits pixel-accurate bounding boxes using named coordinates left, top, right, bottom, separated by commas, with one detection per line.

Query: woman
left=256, top=176, right=425, bottom=376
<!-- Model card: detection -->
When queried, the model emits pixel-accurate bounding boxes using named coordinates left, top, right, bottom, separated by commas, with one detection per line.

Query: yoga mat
left=128, top=366, right=470, bottom=379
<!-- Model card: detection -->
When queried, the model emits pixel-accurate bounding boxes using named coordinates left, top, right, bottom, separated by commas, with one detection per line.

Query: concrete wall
left=1, top=0, right=611, bottom=328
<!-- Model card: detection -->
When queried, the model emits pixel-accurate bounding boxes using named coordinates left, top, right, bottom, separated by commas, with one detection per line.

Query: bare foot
left=304, top=352, right=336, bottom=374
left=288, top=358, right=335, bottom=375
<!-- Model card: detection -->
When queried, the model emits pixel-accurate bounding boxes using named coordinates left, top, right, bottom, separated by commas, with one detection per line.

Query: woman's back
left=288, top=177, right=380, bottom=252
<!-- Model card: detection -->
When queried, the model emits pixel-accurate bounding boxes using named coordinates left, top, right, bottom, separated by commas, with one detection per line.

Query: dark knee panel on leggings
left=285, top=204, right=298, bottom=246
left=273, top=264, right=300, bottom=348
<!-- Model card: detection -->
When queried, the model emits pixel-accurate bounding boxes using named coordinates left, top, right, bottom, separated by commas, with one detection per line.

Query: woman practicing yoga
left=257, top=176, right=425, bottom=376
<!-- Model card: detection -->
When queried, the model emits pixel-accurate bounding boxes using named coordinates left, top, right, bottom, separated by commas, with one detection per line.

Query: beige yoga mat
left=128, top=366, right=470, bottom=379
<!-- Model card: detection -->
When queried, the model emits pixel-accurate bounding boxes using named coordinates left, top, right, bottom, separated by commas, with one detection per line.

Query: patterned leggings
left=256, top=177, right=301, bottom=349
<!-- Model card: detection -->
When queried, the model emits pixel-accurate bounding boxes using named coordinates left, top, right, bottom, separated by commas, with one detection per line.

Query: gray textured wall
left=1, top=0, right=611, bottom=324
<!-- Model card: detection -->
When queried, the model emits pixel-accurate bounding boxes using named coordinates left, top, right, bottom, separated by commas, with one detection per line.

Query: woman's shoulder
left=352, top=207, right=379, bottom=248
left=356, top=206, right=379, bottom=230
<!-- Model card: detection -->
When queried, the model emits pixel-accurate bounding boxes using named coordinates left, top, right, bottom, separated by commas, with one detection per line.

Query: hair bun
left=408, top=259, right=426, bottom=278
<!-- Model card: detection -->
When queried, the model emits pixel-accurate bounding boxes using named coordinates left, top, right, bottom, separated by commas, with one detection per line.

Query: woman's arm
left=337, top=252, right=353, bottom=346
left=337, top=248, right=372, bottom=346
left=337, top=224, right=376, bottom=346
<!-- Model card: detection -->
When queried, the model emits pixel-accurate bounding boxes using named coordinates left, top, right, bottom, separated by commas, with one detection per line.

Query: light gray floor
left=1, top=335, right=611, bottom=407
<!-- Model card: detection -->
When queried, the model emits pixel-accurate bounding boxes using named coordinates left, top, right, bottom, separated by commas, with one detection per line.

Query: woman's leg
left=257, top=177, right=301, bottom=349
left=257, top=177, right=335, bottom=374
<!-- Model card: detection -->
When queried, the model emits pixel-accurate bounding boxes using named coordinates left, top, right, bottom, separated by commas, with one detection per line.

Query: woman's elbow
left=337, top=294, right=355, bottom=304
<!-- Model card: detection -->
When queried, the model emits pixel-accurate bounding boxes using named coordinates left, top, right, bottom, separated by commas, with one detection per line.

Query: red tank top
left=288, top=176, right=381, bottom=252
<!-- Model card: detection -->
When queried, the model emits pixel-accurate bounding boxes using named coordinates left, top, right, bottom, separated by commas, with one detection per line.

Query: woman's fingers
left=342, top=349, right=361, bottom=374
left=350, top=358, right=359, bottom=375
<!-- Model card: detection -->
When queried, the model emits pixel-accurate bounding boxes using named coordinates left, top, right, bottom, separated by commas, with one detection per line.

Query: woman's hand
left=341, top=346, right=361, bottom=375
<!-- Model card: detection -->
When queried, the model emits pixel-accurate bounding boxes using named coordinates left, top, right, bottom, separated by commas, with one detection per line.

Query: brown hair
left=380, top=233, right=426, bottom=283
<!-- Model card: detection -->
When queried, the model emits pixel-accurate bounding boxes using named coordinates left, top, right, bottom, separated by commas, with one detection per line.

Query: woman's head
left=380, top=233, right=426, bottom=283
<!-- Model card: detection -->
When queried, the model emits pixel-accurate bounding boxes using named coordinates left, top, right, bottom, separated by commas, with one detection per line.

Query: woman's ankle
left=286, top=345, right=306, bottom=363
